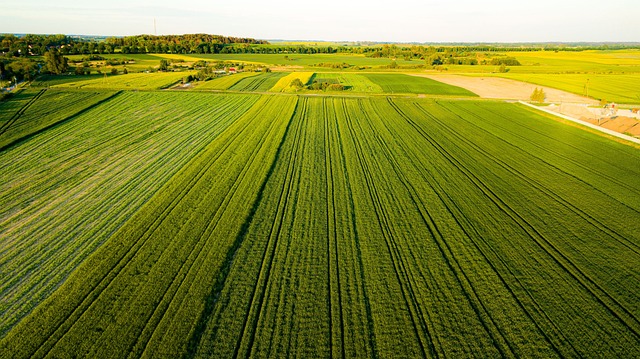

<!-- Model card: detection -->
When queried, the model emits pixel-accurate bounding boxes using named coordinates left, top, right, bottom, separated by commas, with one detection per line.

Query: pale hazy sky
left=1, top=0, right=638, bottom=42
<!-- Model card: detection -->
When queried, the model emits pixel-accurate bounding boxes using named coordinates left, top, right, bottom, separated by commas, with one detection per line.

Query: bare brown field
left=416, top=74, right=598, bottom=104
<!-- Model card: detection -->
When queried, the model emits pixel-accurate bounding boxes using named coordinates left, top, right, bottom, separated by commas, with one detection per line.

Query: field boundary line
left=418, top=102, right=640, bottom=337
left=451, top=102, right=640, bottom=250
left=333, top=98, right=378, bottom=358
left=183, top=98, right=299, bottom=357
left=518, top=101, right=640, bottom=145
left=344, top=100, right=431, bottom=358
left=0, top=89, right=46, bottom=135
left=0, top=91, right=122, bottom=153
left=323, top=98, right=346, bottom=359
left=386, top=99, right=516, bottom=357
left=237, top=99, right=305, bottom=359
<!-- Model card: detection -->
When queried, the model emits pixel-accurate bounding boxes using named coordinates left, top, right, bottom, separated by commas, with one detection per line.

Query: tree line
left=3, top=34, right=637, bottom=59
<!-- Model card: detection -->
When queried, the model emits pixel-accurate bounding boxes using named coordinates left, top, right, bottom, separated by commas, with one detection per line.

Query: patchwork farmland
left=1, top=72, right=638, bottom=358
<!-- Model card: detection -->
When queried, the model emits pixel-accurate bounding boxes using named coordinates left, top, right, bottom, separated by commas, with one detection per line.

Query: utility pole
left=154, top=18, right=157, bottom=36
left=585, top=78, right=589, bottom=97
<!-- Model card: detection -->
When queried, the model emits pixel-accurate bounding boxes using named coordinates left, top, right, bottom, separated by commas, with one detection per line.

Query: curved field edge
left=0, top=92, right=261, bottom=338
left=494, top=73, right=640, bottom=104
left=193, top=72, right=260, bottom=91
left=364, top=73, right=478, bottom=96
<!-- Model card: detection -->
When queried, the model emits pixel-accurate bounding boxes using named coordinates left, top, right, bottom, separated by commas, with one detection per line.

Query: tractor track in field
left=407, top=101, right=640, bottom=340
left=376, top=99, right=516, bottom=357
left=131, top=105, right=281, bottom=357
left=322, top=98, right=347, bottom=359
left=387, top=103, right=525, bottom=358
left=23, top=95, right=269, bottom=357
left=232, top=99, right=304, bottom=359
left=175, top=97, right=299, bottom=357
left=439, top=102, right=640, bottom=255
left=342, top=99, right=431, bottom=359
left=0, top=89, right=46, bottom=136
left=385, top=98, right=574, bottom=357
left=332, top=98, right=378, bottom=358
left=355, top=99, right=445, bottom=358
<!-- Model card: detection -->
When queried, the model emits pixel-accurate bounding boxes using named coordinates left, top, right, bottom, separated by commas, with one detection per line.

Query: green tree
left=7, top=58, right=38, bottom=81
left=44, top=48, right=68, bottom=74
left=290, top=78, right=304, bottom=89
left=159, top=59, right=169, bottom=71
left=530, top=88, right=546, bottom=103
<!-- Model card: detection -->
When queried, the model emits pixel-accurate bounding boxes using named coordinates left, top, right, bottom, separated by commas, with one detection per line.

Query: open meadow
left=1, top=58, right=639, bottom=357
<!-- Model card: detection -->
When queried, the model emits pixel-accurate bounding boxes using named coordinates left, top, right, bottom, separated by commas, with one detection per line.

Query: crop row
left=189, top=97, right=639, bottom=357
left=1, top=94, right=638, bottom=357
left=228, top=72, right=287, bottom=91
left=364, top=73, right=477, bottom=96
left=194, top=72, right=260, bottom=90
left=52, top=72, right=192, bottom=90
left=0, top=91, right=261, bottom=337
left=0, top=89, right=117, bottom=150
left=1, top=94, right=298, bottom=357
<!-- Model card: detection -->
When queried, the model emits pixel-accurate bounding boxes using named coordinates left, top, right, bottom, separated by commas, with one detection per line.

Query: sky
left=1, top=0, right=639, bottom=43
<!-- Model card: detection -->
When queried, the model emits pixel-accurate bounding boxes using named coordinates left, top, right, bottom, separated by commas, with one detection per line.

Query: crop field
left=311, top=73, right=383, bottom=92
left=364, top=73, right=478, bottom=96
left=193, top=72, right=260, bottom=90
left=65, top=54, right=165, bottom=72
left=487, top=73, right=640, bottom=104
left=184, top=53, right=415, bottom=67
left=0, top=92, right=262, bottom=337
left=269, top=72, right=314, bottom=92
left=0, top=89, right=117, bottom=150
left=0, top=90, right=39, bottom=127
left=31, top=74, right=101, bottom=87
left=1, top=90, right=639, bottom=357
left=51, top=72, right=192, bottom=90
left=505, top=49, right=640, bottom=74
left=228, top=72, right=288, bottom=92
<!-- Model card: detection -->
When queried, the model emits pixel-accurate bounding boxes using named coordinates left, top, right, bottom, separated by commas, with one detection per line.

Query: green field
left=0, top=89, right=116, bottom=149
left=178, top=53, right=414, bottom=67
left=311, top=73, right=383, bottom=92
left=193, top=72, right=260, bottom=90
left=365, top=73, right=478, bottom=96
left=66, top=54, right=167, bottom=72
left=51, top=72, right=191, bottom=90
left=506, top=49, right=640, bottom=74
left=1, top=89, right=638, bottom=357
left=0, top=92, right=261, bottom=337
left=486, top=73, right=640, bottom=104
left=228, top=72, right=288, bottom=91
